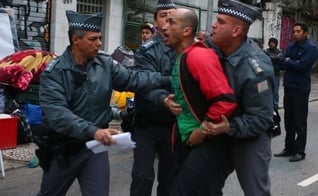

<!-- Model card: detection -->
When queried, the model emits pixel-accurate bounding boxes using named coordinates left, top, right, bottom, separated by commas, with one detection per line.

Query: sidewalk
left=1, top=74, right=318, bottom=173
left=1, top=121, right=121, bottom=173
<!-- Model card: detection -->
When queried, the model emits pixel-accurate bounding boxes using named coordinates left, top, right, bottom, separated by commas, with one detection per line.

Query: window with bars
left=124, top=0, right=157, bottom=51
left=77, top=0, right=103, bottom=13
left=123, top=0, right=206, bottom=51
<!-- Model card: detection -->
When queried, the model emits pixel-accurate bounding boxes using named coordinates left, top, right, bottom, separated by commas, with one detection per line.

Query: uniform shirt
left=40, top=46, right=169, bottom=140
left=221, top=38, right=274, bottom=138
left=131, top=33, right=177, bottom=125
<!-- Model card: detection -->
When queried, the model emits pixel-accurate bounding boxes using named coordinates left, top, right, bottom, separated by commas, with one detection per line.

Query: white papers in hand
left=86, top=132, right=136, bottom=154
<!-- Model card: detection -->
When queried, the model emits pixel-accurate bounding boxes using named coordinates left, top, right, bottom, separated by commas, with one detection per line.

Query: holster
left=50, top=133, right=86, bottom=169
left=34, top=135, right=53, bottom=171
left=33, top=125, right=86, bottom=170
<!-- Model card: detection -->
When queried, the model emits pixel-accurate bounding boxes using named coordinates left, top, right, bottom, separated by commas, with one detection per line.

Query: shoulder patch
left=141, top=39, right=157, bottom=50
left=248, top=58, right=264, bottom=75
left=257, top=80, right=269, bottom=93
left=45, top=58, right=59, bottom=72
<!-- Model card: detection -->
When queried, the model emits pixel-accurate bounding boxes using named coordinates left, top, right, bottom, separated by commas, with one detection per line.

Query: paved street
left=1, top=74, right=318, bottom=196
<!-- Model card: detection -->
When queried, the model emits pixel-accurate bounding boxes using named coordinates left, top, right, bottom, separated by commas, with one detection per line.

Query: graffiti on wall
left=6, top=0, right=51, bottom=51
left=267, top=11, right=282, bottom=39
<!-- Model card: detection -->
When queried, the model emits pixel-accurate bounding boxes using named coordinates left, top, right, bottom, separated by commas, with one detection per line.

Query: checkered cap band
left=156, top=0, right=176, bottom=11
left=66, top=10, right=102, bottom=32
left=217, top=0, right=261, bottom=25
left=157, top=3, right=175, bottom=9
left=69, top=22, right=101, bottom=31
left=218, top=7, right=253, bottom=24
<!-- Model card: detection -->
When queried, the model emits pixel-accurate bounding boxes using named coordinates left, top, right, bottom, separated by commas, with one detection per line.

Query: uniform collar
left=60, top=46, right=99, bottom=69
left=224, top=38, right=250, bottom=67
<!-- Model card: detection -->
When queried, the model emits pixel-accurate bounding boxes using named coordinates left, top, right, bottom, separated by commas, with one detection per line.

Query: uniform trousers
left=283, top=87, right=310, bottom=155
left=130, top=123, right=175, bottom=196
left=37, top=148, right=110, bottom=196
left=224, top=132, right=272, bottom=196
left=170, top=132, right=271, bottom=196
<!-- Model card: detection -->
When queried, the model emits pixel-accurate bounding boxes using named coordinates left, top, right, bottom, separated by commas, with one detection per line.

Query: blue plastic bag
left=20, top=104, right=43, bottom=125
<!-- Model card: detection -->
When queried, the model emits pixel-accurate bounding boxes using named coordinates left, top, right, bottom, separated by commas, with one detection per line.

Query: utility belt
left=35, top=129, right=88, bottom=171
left=50, top=133, right=87, bottom=156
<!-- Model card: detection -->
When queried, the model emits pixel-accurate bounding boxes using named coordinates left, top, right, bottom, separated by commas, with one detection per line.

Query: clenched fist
left=186, top=128, right=206, bottom=147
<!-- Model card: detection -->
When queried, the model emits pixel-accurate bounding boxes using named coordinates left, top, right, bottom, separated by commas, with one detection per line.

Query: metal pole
left=206, top=0, right=214, bottom=32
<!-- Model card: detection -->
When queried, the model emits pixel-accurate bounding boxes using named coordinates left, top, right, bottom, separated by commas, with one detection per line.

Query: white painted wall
left=50, top=0, right=124, bottom=55
left=49, top=0, right=266, bottom=54
left=262, top=2, right=283, bottom=49
left=248, top=19, right=263, bottom=39
left=104, top=0, right=124, bottom=54
left=50, top=0, right=76, bottom=55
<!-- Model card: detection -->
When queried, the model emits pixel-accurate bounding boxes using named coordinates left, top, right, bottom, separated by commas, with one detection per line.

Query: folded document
left=86, top=132, right=136, bottom=154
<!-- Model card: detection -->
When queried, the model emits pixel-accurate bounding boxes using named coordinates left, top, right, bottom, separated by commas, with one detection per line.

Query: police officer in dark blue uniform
left=37, top=10, right=170, bottom=196
left=129, top=0, right=177, bottom=196
left=170, top=1, right=275, bottom=195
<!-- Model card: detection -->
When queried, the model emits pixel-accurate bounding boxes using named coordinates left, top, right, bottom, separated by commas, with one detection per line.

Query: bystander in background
left=274, top=22, right=318, bottom=162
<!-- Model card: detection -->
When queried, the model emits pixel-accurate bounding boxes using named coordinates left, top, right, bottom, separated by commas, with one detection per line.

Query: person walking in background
left=167, top=1, right=275, bottom=195
left=37, top=10, right=170, bottom=196
left=141, top=22, right=156, bottom=43
left=195, top=30, right=209, bottom=44
left=162, top=8, right=237, bottom=195
left=265, top=37, right=282, bottom=110
left=129, top=0, right=177, bottom=196
left=274, top=22, right=318, bottom=162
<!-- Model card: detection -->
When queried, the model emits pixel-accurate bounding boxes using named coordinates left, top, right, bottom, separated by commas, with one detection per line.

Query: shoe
left=289, top=153, right=305, bottom=162
left=274, top=149, right=294, bottom=157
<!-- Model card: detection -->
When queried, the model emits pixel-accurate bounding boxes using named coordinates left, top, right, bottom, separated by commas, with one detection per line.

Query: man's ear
left=232, top=25, right=243, bottom=37
left=184, top=26, right=192, bottom=36
left=72, top=34, right=79, bottom=44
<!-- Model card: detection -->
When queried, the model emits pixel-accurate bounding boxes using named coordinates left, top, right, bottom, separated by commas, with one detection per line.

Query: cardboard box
left=0, top=115, right=18, bottom=149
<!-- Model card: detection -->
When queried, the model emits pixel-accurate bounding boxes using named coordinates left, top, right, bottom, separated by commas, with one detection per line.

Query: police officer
left=37, top=10, right=170, bottom=196
left=129, top=0, right=177, bottom=196
left=170, top=1, right=275, bottom=195
left=208, top=0, right=274, bottom=195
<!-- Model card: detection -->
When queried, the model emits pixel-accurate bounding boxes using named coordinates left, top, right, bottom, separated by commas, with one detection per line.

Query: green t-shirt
left=171, top=55, right=200, bottom=141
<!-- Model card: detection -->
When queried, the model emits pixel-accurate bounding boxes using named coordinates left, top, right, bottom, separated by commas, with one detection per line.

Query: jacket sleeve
left=129, top=47, right=171, bottom=108
left=40, top=69, right=98, bottom=140
left=109, top=55, right=170, bottom=94
left=282, top=45, right=318, bottom=73
left=227, top=57, right=274, bottom=138
left=186, top=48, right=237, bottom=123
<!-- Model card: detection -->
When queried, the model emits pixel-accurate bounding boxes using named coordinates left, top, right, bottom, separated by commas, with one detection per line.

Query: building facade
left=3, top=0, right=317, bottom=55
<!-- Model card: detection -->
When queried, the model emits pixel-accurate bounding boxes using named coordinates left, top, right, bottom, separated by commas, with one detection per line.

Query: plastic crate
left=13, top=84, right=40, bottom=105
left=0, top=116, right=18, bottom=149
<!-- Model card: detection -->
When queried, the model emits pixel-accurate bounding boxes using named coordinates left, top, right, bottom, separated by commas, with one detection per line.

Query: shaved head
left=176, top=8, right=198, bottom=37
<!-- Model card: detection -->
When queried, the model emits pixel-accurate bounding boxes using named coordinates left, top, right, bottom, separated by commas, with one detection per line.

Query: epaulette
left=140, top=39, right=157, bottom=51
left=44, top=57, right=59, bottom=72
left=98, top=50, right=111, bottom=56
left=248, top=58, right=264, bottom=76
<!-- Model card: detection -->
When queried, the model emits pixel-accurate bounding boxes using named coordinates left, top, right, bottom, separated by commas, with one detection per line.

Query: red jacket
left=179, top=42, right=237, bottom=123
